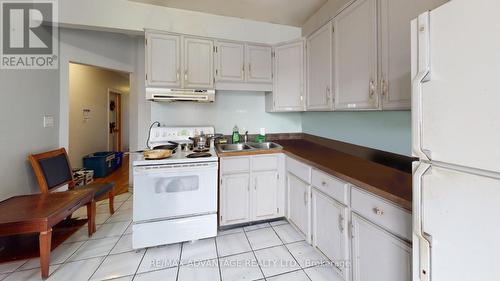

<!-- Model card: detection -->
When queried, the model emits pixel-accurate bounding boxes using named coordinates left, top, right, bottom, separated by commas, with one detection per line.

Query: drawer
left=351, top=187, right=412, bottom=241
left=286, top=156, right=311, bottom=183
left=132, top=214, right=217, bottom=249
left=221, top=157, right=250, bottom=174
left=311, top=169, right=349, bottom=205
left=252, top=155, right=279, bottom=171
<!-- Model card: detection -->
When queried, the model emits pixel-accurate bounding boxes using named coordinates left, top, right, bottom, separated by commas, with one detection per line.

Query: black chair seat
left=77, top=182, right=115, bottom=199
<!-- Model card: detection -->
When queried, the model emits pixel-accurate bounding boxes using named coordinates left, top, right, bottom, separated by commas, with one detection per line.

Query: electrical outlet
left=43, top=115, right=54, bottom=128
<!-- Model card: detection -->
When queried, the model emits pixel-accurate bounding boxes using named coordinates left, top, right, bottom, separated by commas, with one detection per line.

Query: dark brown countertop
left=216, top=134, right=413, bottom=211
left=275, top=139, right=412, bottom=211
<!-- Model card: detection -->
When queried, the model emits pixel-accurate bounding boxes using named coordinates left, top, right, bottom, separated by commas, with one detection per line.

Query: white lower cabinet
left=220, top=155, right=284, bottom=226
left=220, top=173, right=251, bottom=226
left=312, top=188, right=349, bottom=279
left=351, top=213, right=411, bottom=281
left=287, top=173, right=310, bottom=239
left=253, top=171, right=280, bottom=220
left=285, top=156, right=412, bottom=281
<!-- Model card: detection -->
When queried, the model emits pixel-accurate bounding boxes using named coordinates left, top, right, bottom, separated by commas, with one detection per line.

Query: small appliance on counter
left=132, top=126, right=219, bottom=249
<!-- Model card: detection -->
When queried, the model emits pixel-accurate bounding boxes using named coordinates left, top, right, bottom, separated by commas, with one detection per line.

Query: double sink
left=217, top=142, right=283, bottom=153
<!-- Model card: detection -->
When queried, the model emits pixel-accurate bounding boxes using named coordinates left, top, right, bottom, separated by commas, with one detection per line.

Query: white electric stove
left=132, top=126, right=219, bottom=249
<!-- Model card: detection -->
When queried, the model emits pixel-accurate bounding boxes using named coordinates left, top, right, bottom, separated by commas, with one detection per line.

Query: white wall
left=58, top=5, right=302, bottom=151
left=68, top=64, right=130, bottom=168
left=151, top=91, right=302, bottom=138
left=59, top=0, right=301, bottom=44
left=59, top=28, right=144, bottom=152
left=0, top=69, right=59, bottom=200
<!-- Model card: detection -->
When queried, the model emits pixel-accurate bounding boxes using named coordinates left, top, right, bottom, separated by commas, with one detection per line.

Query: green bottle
left=232, top=125, right=240, bottom=144
left=256, top=128, right=266, bottom=143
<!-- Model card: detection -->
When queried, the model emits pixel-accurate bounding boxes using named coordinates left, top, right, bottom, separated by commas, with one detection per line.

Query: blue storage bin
left=83, top=152, right=115, bottom=178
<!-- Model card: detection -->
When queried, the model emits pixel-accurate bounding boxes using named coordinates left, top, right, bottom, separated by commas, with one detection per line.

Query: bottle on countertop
left=256, top=128, right=267, bottom=143
left=232, top=125, right=240, bottom=144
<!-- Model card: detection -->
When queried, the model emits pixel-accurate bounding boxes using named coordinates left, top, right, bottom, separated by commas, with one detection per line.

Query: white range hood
left=146, top=88, right=215, bottom=102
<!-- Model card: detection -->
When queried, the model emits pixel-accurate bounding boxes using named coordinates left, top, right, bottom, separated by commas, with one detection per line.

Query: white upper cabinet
left=269, top=40, right=305, bottom=112
left=306, top=21, right=333, bottom=111
left=146, top=32, right=181, bottom=88
left=380, top=0, right=447, bottom=110
left=215, top=41, right=245, bottom=82
left=183, top=37, right=214, bottom=89
left=333, top=0, right=379, bottom=110
left=246, top=44, right=273, bottom=83
left=352, top=214, right=411, bottom=281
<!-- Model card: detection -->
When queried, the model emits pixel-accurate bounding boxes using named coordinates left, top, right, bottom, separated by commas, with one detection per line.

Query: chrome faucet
left=243, top=131, right=249, bottom=143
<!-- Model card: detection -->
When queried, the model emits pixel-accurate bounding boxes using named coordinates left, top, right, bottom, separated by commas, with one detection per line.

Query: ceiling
left=130, top=0, right=328, bottom=26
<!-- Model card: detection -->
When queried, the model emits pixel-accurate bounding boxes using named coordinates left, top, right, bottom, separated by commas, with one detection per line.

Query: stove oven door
left=133, top=162, right=218, bottom=222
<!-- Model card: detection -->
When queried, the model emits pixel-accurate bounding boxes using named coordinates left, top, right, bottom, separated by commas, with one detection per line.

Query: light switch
left=43, top=115, right=54, bottom=128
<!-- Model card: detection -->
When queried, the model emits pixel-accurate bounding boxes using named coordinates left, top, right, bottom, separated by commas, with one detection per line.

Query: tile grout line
left=268, top=224, right=313, bottom=281
left=130, top=248, right=148, bottom=280
left=175, top=242, right=184, bottom=281
left=40, top=215, right=118, bottom=279
left=86, top=211, right=132, bottom=281
left=214, top=237, right=223, bottom=281
left=242, top=226, right=267, bottom=281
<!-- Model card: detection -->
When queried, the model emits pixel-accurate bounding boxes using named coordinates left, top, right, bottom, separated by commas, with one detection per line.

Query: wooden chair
left=28, top=148, right=115, bottom=214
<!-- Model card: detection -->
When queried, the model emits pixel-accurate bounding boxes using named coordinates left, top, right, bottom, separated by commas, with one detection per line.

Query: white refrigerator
left=412, top=0, right=500, bottom=280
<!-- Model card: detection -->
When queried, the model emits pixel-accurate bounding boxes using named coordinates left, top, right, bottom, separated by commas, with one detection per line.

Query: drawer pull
left=321, top=181, right=327, bottom=186
left=373, top=207, right=385, bottom=216
left=338, top=214, right=345, bottom=233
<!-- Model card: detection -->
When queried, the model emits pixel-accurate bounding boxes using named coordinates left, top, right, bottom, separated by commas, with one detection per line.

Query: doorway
left=68, top=63, right=130, bottom=168
left=108, top=89, right=124, bottom=152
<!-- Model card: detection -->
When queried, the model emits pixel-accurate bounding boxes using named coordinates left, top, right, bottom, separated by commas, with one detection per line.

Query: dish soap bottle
left=256, top=128, right=267, bottom=143
left=232, top=125, right=240, bottom=144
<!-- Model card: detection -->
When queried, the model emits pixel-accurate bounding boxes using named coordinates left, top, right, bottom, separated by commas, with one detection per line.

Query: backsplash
left=302, top=111, right=412, bottom=156
left=151, top=92, right=411, bottom=156
left=151, top=91, right=302, bottom=135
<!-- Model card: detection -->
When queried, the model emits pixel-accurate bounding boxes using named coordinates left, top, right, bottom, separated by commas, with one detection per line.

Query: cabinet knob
left=373, top=207, right=385, bottom=216
left=321, top=181, right=327, bottom=186
left=338, top=214, right=345, bottom=233
left=369, top=80, right=376, bottom=99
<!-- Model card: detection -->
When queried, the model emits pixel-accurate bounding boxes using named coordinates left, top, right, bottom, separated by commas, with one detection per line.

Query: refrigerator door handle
left=413, top=162, right=432, bottom=281
left=412, top=12, right=432, bottom=161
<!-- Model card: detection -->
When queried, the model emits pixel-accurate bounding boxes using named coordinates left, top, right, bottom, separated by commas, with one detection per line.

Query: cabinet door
left=380, top=0, right=446, bottom=110
left=146, top=32, right=181, bottom=88
left=334, top=0, right=379, bottom=110
left=215, top=41, right=245, bottom=82
left=352, top=214, right=411, bottom=281
left=246, top=44, right=273, bottom=83
left=220, top=174, right=250, bottom=226
left=252, top=171, right=279, bottom=221
left=287, top=173, right=310, bottom=238
left=273, top=41, right=305, bottom=112
left=183, top=37, right=214, bottom=89
left=307, top=21, right=333, bottom=111
left=312, top=189, right=349, bottom=279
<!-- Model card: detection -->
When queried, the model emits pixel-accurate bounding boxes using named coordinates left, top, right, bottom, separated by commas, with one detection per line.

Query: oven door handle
left=134, top=163, right=218, bottom=174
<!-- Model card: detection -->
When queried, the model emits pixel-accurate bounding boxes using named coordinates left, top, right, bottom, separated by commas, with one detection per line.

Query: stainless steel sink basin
left=217, top=143, right=254, bottom=152
left=248, top=142, right=283, bottom=150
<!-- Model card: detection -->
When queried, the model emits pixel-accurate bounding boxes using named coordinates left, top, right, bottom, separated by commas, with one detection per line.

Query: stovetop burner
left=186, top=152, right=212, bottom=158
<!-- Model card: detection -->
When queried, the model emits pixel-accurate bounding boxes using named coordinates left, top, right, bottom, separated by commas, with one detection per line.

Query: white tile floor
left=1, top=192, right=345, bottom=281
